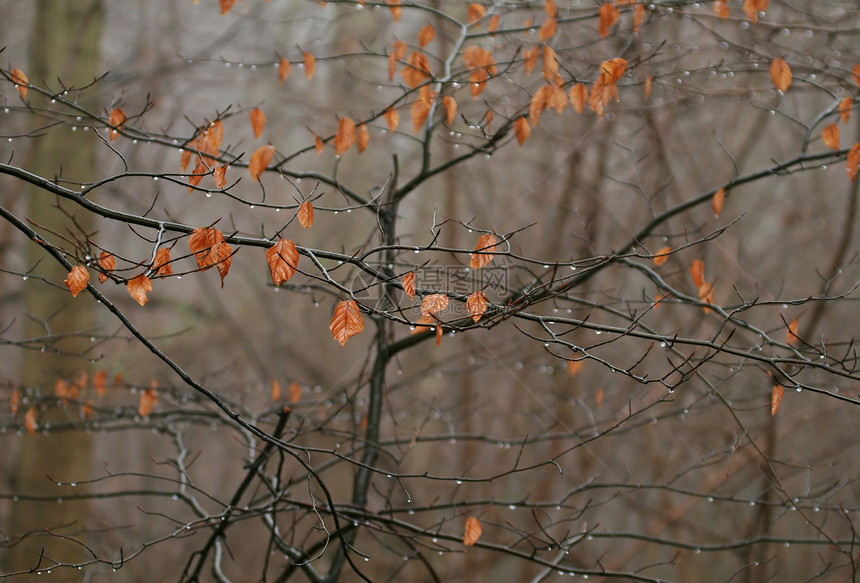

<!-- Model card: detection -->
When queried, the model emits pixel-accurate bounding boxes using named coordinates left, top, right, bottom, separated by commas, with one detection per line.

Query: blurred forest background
left=1, top=1, right=859, bottom=582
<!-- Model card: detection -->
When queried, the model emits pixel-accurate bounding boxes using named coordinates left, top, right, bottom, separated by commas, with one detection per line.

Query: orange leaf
left=402, top=51, right=432, bottom=88
left=589, top=58, right=628, bottom=117
left=10, top=67, right=28, bottom=100
left=389, top=39, right=407, bottom=81
left=469, top=233, right=497, bottom=269
left=523, top=47, right=539, bottom=75
left=207, top=120, right=224, bottom=151
left=411, top=86, right=435, bottom=133
left=463, top=516, right=482, bottom=546
left=488, top=14, right=499, bottom=34
left=25, top=407, right=36, bottom=435
left=633, top=4, right=645, bottom=32
left=786, top=317, right=799, bottom=345
left=743, top=0, right=767, bottom=22
left=567, top=360, right=583, bottom=376
left=357, top=123, right=369, bottom=152
left=771, top=385, right=784, bottom=416
left=214, top=164, right=228, bottom=189
left=598, top=3, right=619, bottom=38
left=388, top=0, right=402, bottom=21
left=278, top=57, right=291, bottom=84
left=98, top=251, right=115, bottom=284
left=770, top=58, right=792, bottom=93
left=113, top=373, right=123, bottom=389
left=569, top=83, right=587, bottom=114
left=10, top=388, right=20, bottom=415
left=539, top=16, right=556, bottom=42
left=467, top=290, right=487, bottom=322
left=250, top=107, right=266, bottom=139
left=595, top=387, right=604, bottom=408
left=127, top=274, right=153, bottom=306
left=334, top=116, right=356, bottom=156
left=421, top=293, right=449, bottom=318
left=138, top=387, right=157, bottom=417
left=652, top=246, right=671, bottom=267
left=847, top=142, right=860, bottom=182
left=180, top=142, right=194, bottom=172
left=188, top=157, right=207, bottom=191
left=82, top=399, right=94, bottom=419
left=468, top=3, right=486, bottom=23
left=267, top=238, right=300, bottom=286
left=271, top=379, right=282, bottom=401
left=853, top=64, right=860, bottom=87
left=545, top=0, right=557, bottom=17
left=644, top=76, right=653, bottom=100
left=289, top=381, right=302, bottom=403
left=839, top=97, right=852, bottom=124
left=443, top=95, right=457, bottom=125
left=93, top=370, right=107, bottom=396
left=189, top=227, right=224, bottom=271
left=822, top=123, right=840, bottom=151
left=712, top=187, right=725, bottom=217
left=435, top=320, right=443, bottom=346
left=304, top=52, right=316, bottom=79
left=298, top=201, right=314, bottom=229
left=542, top=46, right=558, bottom=82
left=212, top=241, right=233, bottom=286
left=714, top=0, right=730, bottom=19
left=153, top=247, right=173, bottom=277
left=220, top=0, right=235, bottom=15
left=418, top=24, right=436, bottom=48
left=249, top=144, right=275, bottom=181
left=330, top=299, right=365, bottom=346
left=314, top=132, right=325, bottom=155
left=402, top=272, right=416, bottom=300
left=689, top=259, right=705, bottom=288
left=514, top=117, right=531, bottom=145
left=384, top=108, right=400, bottom=132
left=411, top=313, right=434, bottom=334
left=530, top=85, right=549, bottom=125
left=109, top=107, right=126, bottom=141
left=65, top=265, right=89, bottom=297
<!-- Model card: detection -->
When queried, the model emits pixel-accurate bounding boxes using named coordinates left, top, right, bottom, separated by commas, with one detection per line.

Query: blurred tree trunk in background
left=5, top=0, right=103, bottom=576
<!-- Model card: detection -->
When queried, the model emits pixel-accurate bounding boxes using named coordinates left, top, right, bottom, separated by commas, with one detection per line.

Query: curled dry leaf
left=523, top=47, right=539, bottom=75
left=138, top=387, right=157, bottom=417
left=443, top=95, right=457, bottom=125
left=598, top=2, right=620, bottom=38
left=412, top=86, right=435, bottom=133
left=25, top=407, right=37, bottom=435
left=304, top=52, right=316, bottom=79
left=330, top=299, right=365, bottom=346
left=127, top=274, right=153, bottom=306
left=298, top=201, right=314, bottom=229
left=65, top=265, right=89, bottom=297
left=463, top=516, right=482, bottom=546
left=542, top=46, right=558, bottom=82
left=357, top=123, right=369, bottom=152
left=539, top=16, right=556, bottom=42
left=249, top=145, right=275, bottom=181
left=421, top=293, right=449, bottom=318
left=714, top=0, right=730, bottom=19
left=689, top=259, right=705, bottom=288
left=266, top=238, right=299, bottom=286
left=10, top=67, right=28, bottom=100
left=467, top=290, right=487, bottom=322
left=389, top=39, right=407, bottom=81
left=847, top=142, right=860, bottom=182
left=213, top=241, right=233, bottom=286
left=436, top=320, right=443, bottom=346
left=488, top=14, right=499, bottom=34
left=652, top=246, right=671, bottom=267
left=250, top=107, right=266, bottom=139
left=334, top=116, right=356, bottom=156
left=770, top=58, right=792, bottom=93
left=214, top=164, right=228, bottom=189
left=469, top=233, right=497, bottom=269
left=569, top=83, right=587, bottom=114
left=402, top=51, right=432, bottom=88
left=514, top=117, right=531, bottom=145
left=289, top=381, right=302, bottom=403
left=93, top=370, right=107, bottom=396
left=271, top=379, right=281, bottom=401
left=771, top=385, right=784, bottom=416
left=98, top=251, right=115, bottom=283
left=278, top=57, right=291, bottom=84
left=153, top=247, right=173, bottom=277
left=644, top=76, right=653, bottom=100
left=633, top=4, right=645, bottom=32
left=712, top=187, right=725, bottom=217
left=822, top=123, right=840, bottom=151
left=109, top=107, right=126, bottom=141
left=314, top=132, right=325, bottom=154
left=189, top=227, right=224, bottom=271
left=545, top=0, right=557, bottom=17
left=402, top=272, right=415, bottom=300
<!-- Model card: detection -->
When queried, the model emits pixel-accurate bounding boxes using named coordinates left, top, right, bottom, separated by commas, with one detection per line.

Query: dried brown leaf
left=298, top=201, right=314, bottom=229
left=266, top=238, right=299, bottom=286
left=65, top=265, right=89, bottom=298
left=330, top=299, right=365, bottom=346
left=249, top=145, right=275, bottom=181
left=127, top=274, right=153, bottom=306
left=463, top=516, right=482, bottom=546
